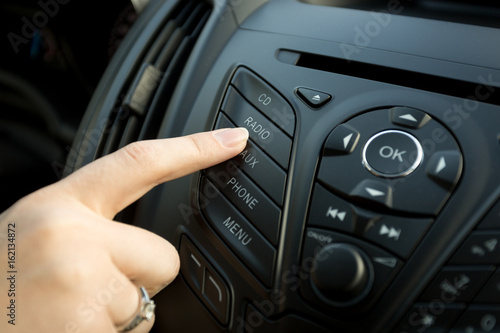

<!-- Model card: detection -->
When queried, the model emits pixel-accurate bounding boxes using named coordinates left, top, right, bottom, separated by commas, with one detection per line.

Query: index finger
left=61, top=128, right=248, bottom=219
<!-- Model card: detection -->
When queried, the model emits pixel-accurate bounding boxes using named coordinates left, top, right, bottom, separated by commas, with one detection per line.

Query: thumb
left=60, top=128, right=249, bottom=218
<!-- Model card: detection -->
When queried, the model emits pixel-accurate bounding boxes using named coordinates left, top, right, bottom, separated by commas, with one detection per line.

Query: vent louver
left=96, top=0, right=211, bottom=158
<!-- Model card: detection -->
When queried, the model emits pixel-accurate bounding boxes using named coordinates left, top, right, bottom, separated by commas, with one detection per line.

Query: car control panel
left=200, top=67, right=295, bottom=289
left=181, top=63, right=499, bottom=331
left=68, top=1, right=500, bottom=331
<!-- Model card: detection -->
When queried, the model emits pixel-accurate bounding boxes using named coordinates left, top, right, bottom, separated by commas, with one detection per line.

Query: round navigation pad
left=363, top=130, right=423, bottom=178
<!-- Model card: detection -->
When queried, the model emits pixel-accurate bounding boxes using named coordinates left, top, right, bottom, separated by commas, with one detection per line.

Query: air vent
left=96, top=0, right=211, bottom=158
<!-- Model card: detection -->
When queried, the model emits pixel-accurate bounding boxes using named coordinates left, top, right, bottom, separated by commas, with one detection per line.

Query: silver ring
left=362, top=130, right=423, bottom=178
left=117, top=286, right=156, bottom=332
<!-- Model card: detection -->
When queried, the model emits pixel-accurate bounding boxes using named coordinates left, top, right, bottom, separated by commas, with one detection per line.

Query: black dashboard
left=9, top=0, right=500, bottom=332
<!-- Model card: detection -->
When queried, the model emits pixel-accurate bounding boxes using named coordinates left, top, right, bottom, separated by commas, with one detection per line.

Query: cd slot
left=280, top=50, right=500, bottom=106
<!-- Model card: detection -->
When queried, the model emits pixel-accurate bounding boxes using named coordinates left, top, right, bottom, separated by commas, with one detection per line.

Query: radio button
left=222, top=87, right=292, bottom=169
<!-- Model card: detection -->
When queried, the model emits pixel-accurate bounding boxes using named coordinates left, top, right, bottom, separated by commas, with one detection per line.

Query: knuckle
left=187, top=136, right=204, bottom=155
left=24, top=218, right=74, bottom=257
left=120, top=141, right=158, bottom=169
left=186, top=135, right=209, bottom=161
left=49, top=261, right=92, bottom=289
left=23, top=225, right=94, bottom=289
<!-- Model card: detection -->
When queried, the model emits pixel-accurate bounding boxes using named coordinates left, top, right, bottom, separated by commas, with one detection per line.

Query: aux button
left=362, top=130, right=423, bottom=178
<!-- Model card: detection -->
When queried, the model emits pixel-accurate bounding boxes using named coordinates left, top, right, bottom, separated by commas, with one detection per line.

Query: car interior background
left=1, top=0, right=499, bottom=332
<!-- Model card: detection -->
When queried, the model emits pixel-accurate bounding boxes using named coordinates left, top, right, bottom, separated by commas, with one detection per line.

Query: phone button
left=205, top=162, right=281, bottom=246
left=201, top=177, right=276, bottom=287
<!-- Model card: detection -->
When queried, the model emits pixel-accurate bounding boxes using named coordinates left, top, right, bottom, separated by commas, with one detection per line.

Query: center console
left=66, top=0, right=500, bottom=331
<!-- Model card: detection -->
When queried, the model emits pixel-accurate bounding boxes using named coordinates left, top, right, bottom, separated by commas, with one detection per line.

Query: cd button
left=231, top=68, right=295, bottom=136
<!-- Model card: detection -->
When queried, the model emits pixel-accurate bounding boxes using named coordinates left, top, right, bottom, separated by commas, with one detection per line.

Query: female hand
left=0, top=128, right=248, bottom=333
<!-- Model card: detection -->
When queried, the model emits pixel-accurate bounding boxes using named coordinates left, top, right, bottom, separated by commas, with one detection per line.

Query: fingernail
left=214, top=128, right=249, bottom=148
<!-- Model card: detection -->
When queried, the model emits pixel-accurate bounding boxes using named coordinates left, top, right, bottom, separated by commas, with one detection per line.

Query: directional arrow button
left=343, top=133, right=353, bottom=150
left=390, top=106, right=432, bottom=129
left=398, top=114, right=418, bottom=122
left=435, top=157, right=447, bottom=174
left=350, top=179, right=393, bottom=209
left=427, top=151, right=463, bottom=189
left=324, top=124, right=361, bottom=154
left=366, top=187, right=386, bottom=197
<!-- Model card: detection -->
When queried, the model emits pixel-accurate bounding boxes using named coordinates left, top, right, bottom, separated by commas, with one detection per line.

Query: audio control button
left=361, top=214, right=432, bottom=258
left=201, top=177, right=276, bottom=286
left=350, top=179, right=393, bottom=209
left=295, top=87, right=332, bottom=109
left=449, top=231, right=500, bottom=265
left=301, top=229, right=402, bottom=310
left=449, top=305, right=500, bottom=333
left=389, top=106, right=431, bottom=129
left=324, top=124, right=361, bottom=155
left=395, top=303, right=465, bottom=333
left=222, top=87, right=292, bottom=169
left=427, top=150, right=463, bottom=189
left=318, top=107, right=463, bottom=216
left=310, top=243, right=373, bottom=305
left=308, top=184, right=357, bottom=234
left=205, top=162, right=281, bottom=246
left=231, top=67, right=295, bottom=136
left=362, top=130, right=423, bottom=178
left=214, top=113, right=287, bottom=206
left=419, top=266, right=494, bottom=303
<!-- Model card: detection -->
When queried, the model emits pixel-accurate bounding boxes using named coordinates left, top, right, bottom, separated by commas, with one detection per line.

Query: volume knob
left=310, top=243, right=373, bottom=306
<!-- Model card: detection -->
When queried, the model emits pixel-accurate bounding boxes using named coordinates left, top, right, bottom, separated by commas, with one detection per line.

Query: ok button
left=363, top=130, right=423, bottom=178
